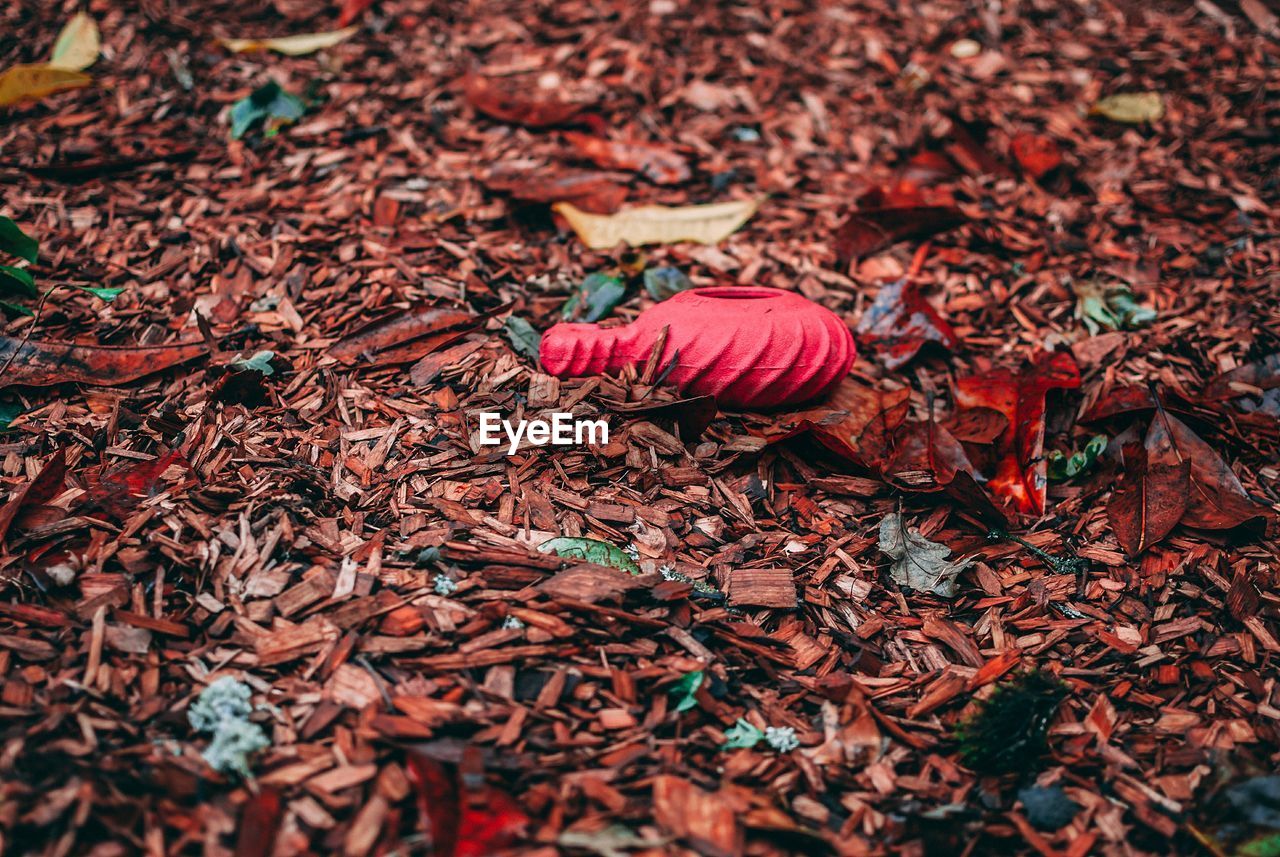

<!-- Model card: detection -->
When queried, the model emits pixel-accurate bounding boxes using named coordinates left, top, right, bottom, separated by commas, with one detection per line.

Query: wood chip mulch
left=0, top=0, right=1278, bottom=855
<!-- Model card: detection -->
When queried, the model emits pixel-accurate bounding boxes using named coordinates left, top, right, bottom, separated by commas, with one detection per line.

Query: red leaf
left=329, top=305, right=480, bottom=366
left=855, top=277, right=959, bottom=368
left=954, top=351, right=1081, bottom=515
left=1145, top=410, right=1269, bottom=530
left=1010, top=133, right=1063, bottom=180
left=235, top=788, right=283, bottom=857
left=0, top=449, right=66, bottom=544
left=1107, top=442, right=1191, bottom=556
left=406, top=749, right=528, bottom=857
left=563, top=132, right=691, bottom=185
left=835, top=206, right=967, bottom=263
left=0, top=337, right=207, bottom=389
left=464, top=74, right=586, bottom=128
left=1081, top=385, right=1158, bottom=422
left=337, top=0, right=375, bottom=27
left=942, top=117, right=1010, bottom=178
left=86, top=449, right=193, bottom=520
left=885, top=420, right=1009, bottom=528
left=485, top=167, right=629, bottom=214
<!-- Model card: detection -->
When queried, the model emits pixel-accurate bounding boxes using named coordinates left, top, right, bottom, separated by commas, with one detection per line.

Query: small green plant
left=954, top=671, right=1068, bottom=774
left=0, top=216, right=123, bottom=315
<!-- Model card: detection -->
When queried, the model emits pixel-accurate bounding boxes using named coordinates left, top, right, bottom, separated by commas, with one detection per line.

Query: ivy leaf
left=537, top=537, right=640, bottom=574
left=230, top=81, right=307, bottom=140
left=0, top=266, right=36, bottom=299
left=1047, top=434, right=1107, bottom=482
left=0, top=217, right=38, bottom=264
left=669, top=671, right=704, bottom=713
left=643, top=266, right=692, bottom=301
left=878, top=513, right=971, bottom=598
left=503, top=316, right=541, bottom=362
left=230, top=350, right=277, bottom=375
left=561, top=273, right=628, bottom=323
left=0, top=301, right=35, bottom=318
left=722, top=718, right=764, bottom=750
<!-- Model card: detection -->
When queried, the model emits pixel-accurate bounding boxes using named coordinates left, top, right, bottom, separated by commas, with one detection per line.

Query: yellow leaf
left=220, top=26, right=359, bottom=57
left=1090, top=92, right=1164, bottom=124
left=553, top=199, right=760, bottom=249
left=49, top=12, right=100, bottom=71
left=0, top=64, right=91, bottom=107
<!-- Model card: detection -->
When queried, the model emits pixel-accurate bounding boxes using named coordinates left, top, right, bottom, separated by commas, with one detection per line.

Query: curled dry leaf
left=856, top=277, right=958, bottom=369
left=562, top=131, right=691, bottom=185
left=879, top=512, right=971, bottom=598
left=464, top=73, right=587, bottom=128
left=0, top=336, right=207, bottom=389
left=0, top=449, right=66, bottom=544
left=553, top=199, right=759, bottom=249
left=835, top=206, right=967, bottom=263
left=220, top=27, right=359, bottom=56
left=954, top=351, right=1081, bottom=516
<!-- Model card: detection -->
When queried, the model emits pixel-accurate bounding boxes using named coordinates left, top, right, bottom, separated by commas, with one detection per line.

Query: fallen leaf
left=0, top=266, right=36, bottom=299
left=561, top=273, right=627, bottom=322
left=537, top=537, right=640, bottom=574
left=1010, top=133, right=1062, bottom=180
left=234, top=787, right=283, bottom=857
left=329, top=305, right=478, bottom=366
left=0, top=449, right=66, bottom=544
left=669, top=670, right=703, bottom=713
left=1091, top=92, right=1164, bottom=124
left=464, top=73, right=586, bottom=128
left=559, top=825, right=668, bottom=857
left=229, top=81, right=307, bottom=139
left=834, top=206, right=967, bottom=263
left=1080, top=385, right=1159, bottom=422
left=944, top=407, right=1008, bottom=444
left=220, top=27, right=358, bottom=56
left=954, top=351, right=1081, bottom=515
left=0, top=337, right=207, bottom=389
left=49, top=13, right=100, bottom=71
left=1145, top=409, right=1269, bottom=530
left=562, top=132, right=691, bottom=185
left=878, top=512, right=971, bottom=597
left=884, top=420, right=1010, bottom=529
left=1107, top=442, right=1190, bottom=556
left=642, top=266, right=693, bottom=301
left=0, top=65, right=91, bottom=108
left=405, top=748, right=529, bottom=857
left=1072, top=278, right=1155, bottom=334
left=409, top=339, right=485, bottom=386
left=504, top=316, right=541, bottom=362
left=485, top=166, right=629, bottom=214
left=85, top=448, right=194, bottom=521
left=554, top=199, right=759, bottom=249
left=856, top=277, right=958, bottom=368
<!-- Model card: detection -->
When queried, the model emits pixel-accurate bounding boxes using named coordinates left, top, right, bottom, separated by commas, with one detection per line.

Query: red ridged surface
left=540, top=287, right=855, bottom=409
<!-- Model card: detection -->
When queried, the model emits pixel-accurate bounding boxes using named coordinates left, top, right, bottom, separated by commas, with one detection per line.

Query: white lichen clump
left=188, top=676, right=270, bottom=778
left=433, top=574, right=458, bottom=596
left=502, top=616, right=525, bottom=630
left=764, top=725, right=800, bottom=753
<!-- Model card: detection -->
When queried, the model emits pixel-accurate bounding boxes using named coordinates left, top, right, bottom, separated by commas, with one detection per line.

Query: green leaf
left=1241, top=833, right=1280, bottom=857
left=0, top=217, right=38, bottom=264
left=230, top=80, right=307, bottom=140
left=1090, top=92, right=1164, bottom=124
left=537, top=536, right=640, bottom=574
left=643, top=266, right=692, bottom=301
left=77, top=285, right=123, bottom=301
left=722, top=718, right=764, bottom=750
left=669, top=671, right=704, bottom=713
left=230, top=350, right=276, bottom=375
left=561, top=272, right=628, bottom=323
left=0, top=401, right=21, bottom=431
left=1072, top=278, right=1155, bottom=334
left=0, top=265, right=37, bottom=298
left=0, top=301, right=35, bottom=317
left=503, top=316, right=541, bottom=362
left=1047, top=434, right=1107, bottom=482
